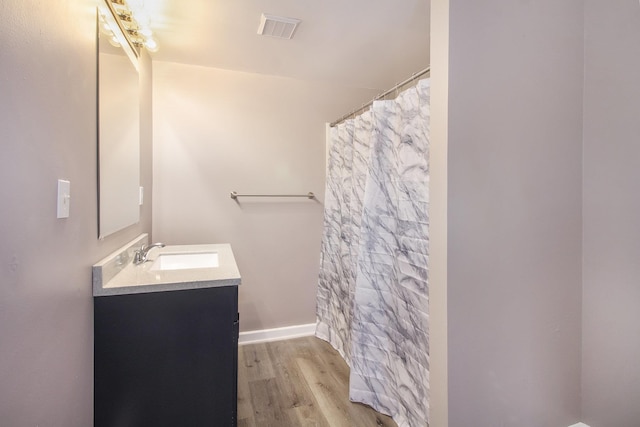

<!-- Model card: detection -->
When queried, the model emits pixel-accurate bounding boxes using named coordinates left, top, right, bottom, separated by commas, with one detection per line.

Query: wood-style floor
left=238, top=336, right=398, bottom=427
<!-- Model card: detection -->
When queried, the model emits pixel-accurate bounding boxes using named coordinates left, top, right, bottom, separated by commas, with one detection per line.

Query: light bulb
left=144, top=37, right=159, bottom=52
left=109, top=36, right=121, bottom=48
left=100, top=22, right=114, bottom=36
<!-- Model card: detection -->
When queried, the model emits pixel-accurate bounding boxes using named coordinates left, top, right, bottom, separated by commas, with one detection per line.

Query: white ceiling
left=148, top=0, right=430, bottom=91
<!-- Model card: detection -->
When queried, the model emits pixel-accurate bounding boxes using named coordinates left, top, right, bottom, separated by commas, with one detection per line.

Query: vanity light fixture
left=99, top=0, right=159, bottom=55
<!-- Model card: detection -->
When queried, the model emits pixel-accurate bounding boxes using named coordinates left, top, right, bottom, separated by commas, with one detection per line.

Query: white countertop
left=93, top=235, right=241, bottom=297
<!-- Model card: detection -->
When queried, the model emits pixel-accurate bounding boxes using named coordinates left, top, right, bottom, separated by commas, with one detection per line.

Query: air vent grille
left=257, top=13, right=301, bottom=39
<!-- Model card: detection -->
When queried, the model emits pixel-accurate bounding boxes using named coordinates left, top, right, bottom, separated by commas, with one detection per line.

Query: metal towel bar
left=230, top=191, right=315, bottom=200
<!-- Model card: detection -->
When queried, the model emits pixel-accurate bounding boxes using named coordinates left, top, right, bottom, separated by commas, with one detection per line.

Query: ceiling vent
left=257, top=13, right=301, bottom=40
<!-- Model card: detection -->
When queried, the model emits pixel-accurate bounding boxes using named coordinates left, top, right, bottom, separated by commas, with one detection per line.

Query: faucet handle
left=134, top=245, right=146, bottom=264
left=134, top=242, right=166, bottom=265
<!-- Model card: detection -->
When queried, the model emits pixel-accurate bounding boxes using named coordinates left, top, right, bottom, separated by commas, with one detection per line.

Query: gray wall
left=582, top=1, right=640, bottom=426
left=0, top=1, right=152, bottom=425
left=433, top=1, right=585, bottom=425
left=152, top=61, right=379, bottom=332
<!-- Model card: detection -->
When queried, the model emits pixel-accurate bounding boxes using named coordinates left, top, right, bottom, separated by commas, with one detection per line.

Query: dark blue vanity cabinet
left=94, top=286, right=239, bottom=427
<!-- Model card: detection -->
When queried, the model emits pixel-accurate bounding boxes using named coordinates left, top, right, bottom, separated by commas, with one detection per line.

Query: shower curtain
left=316, top=79, right=430, bottom=427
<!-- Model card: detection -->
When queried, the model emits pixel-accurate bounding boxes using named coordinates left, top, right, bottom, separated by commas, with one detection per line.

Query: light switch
left=57, top=179, right=71, bottom=218
left=139, top=186, right=144, bottom=206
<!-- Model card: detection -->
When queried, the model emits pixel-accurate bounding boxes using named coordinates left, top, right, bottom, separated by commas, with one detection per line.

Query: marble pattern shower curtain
left=316, top=79, right=430, bottom=427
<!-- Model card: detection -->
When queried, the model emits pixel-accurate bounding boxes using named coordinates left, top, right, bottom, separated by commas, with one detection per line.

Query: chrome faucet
left=134, top=243, right=166, bottom=265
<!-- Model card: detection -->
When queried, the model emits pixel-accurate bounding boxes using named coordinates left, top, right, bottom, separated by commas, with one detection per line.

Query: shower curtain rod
left=329, top=66, right=431, bottom=128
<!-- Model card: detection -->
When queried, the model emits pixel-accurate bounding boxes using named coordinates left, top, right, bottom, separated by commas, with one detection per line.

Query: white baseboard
left=239, top=323, right=316, bottom=345
left=568, top=423, right=590, bottom=427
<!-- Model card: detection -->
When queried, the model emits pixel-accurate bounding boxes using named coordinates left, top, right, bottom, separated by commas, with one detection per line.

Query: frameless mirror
left=97, top=4, right=140, bottom=238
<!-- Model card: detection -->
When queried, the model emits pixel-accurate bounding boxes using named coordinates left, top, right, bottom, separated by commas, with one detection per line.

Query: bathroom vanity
left=92, top=235, right=241, bottom=427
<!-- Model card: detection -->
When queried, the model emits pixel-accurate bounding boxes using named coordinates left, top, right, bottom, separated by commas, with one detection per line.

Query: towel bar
left=230, top=191, right=315, bottom=200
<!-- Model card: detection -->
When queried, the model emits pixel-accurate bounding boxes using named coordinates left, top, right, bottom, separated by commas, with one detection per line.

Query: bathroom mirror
left=97, top=5, right=141, bottom=238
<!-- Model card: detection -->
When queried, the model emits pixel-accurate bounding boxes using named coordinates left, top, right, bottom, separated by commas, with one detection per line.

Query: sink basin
left=150, top=252, right=219, bottom=271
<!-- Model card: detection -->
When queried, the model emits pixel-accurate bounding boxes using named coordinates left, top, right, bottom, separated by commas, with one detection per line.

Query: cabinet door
left=95, top=286, right=238, bottom=427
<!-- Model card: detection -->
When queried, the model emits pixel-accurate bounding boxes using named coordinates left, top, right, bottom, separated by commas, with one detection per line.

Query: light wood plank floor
left=238, top=336, right=398, bottom=427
